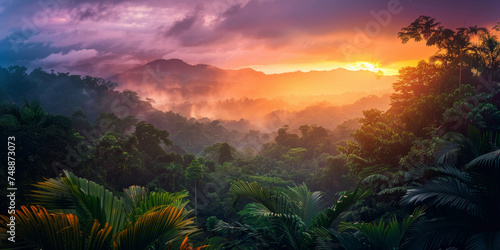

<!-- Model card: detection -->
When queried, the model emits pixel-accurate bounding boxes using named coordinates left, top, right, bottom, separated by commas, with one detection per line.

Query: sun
left=343, top=62, right=398, bottom=76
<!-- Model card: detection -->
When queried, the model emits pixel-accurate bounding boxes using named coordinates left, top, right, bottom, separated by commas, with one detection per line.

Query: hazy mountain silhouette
left=108, top=59, right=396, bottom=128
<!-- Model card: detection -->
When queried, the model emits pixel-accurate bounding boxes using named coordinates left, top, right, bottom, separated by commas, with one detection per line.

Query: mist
left=110, top=59, right=396, bottom=130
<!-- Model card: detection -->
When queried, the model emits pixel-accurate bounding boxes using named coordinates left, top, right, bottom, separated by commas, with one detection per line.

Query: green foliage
left=282, top=147, right=307, bottom=167
left=401, top=150, right=500, bottom=249
left=135, top=121, right=172, bottom=157
left=186, top=159, right=205, bottom=182
left=0, top=100, right=81, bottom=209
left=230, top=181, right=371, bottom=248
left=339, top=109, right=416, bottom=177
left=200, top=143, right=237, bottom=165
left=0, top=205, right=112, bottom=250
left=113, top=205, right=197, bottom=250
left=127, top=190, right=189, bottom=224
left=241, top=175, right=294, bottom=188
left=30, top=170, right=128, bottom=235
left=1, top=172, right=199, bottom=250
left=312, top=185, right=373, bottom=229
left=84, top=131, right=144, bottom=188
left=218, top=143, right=234, bottom=165
left=340, top=206, right=426, bottom=249
left=436, top=126, right=500, bottom=167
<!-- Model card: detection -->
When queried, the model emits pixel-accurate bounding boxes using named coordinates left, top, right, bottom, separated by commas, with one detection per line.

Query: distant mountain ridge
left=108, top=59, right=396, bottom=125
left=109, top=58, right=395, bottom=99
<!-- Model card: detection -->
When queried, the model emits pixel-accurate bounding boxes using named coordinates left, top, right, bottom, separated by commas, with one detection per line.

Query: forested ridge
left=1, top=16, right=500, bottom=249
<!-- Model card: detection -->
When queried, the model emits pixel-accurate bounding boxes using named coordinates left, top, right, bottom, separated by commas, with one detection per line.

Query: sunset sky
left=0, top=0, right=499, bottom=77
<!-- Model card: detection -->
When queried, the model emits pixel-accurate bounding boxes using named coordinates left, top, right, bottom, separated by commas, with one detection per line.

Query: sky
left=0, top=0, right=499, bottom=77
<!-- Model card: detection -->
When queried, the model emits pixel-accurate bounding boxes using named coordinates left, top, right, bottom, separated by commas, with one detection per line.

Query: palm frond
left=30, top=176, right=75, bottom=210
left=467, top=149, right=500, bottom=170
left=378, top=186, right=408, bottom=196
left=283, top=183, right=324, bottom=226
left=329, top=230, right=368, bottom=250
left=424, top=164, right=470, bottom=182
left=29, top=170, right=127, bottom=235
left=467, top=231, right=500, bottom=250
left=238, top=202, right=274, bottom=217
left=0, top=205, right=111, bottom=250
left=270, top=215, right=309, bottom=250
left=113, top=206, right=198, bottom=250
left=178, top=236, right=210, bottom=250
left=213, top=221, right=270, bottom=249
left=402, top=177, right=485, bottom=217
left=201, top=236, right=226, bottom=250
left=128, top=191, right=189, bottom=224
left=64, top=171, right=127, bottom=235
left=230, top=180, right=294, bottom=215
left=340, top=206, right=425, bottom=249
left=362, top=174, right=389, bottom=184
left=313, top=185, right=372, bottom=228
left=122, top=185, right=149, bottom=215
left=403, top=218, right=471, bottom=250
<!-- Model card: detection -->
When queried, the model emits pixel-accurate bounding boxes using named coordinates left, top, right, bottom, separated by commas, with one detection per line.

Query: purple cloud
left=0, top=0, right=498, bottom=77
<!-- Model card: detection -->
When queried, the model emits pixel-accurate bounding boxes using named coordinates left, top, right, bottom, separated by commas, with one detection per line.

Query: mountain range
left=108, top=59, right=397, bottom=130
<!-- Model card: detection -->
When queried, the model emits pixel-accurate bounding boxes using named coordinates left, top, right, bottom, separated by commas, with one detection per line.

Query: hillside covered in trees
left=1, top=16, right=500, bottom=249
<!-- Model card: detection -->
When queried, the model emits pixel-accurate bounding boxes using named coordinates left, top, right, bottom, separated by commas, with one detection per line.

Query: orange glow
left=246, top=61, right=398, bottom=75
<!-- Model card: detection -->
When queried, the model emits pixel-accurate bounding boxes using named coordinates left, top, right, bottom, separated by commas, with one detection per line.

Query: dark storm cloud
left=165, top=11, right=199, bottom=37
left=74, top=3, right=121, bottom=22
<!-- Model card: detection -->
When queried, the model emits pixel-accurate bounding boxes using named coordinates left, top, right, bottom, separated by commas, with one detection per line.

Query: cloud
left=165, top=10, right=199, bottom=37
left=0, top=0, right=499, bottom=77
left=73, top=3, right=121, bottom=22
left=38, top=49, right=99, bottom=66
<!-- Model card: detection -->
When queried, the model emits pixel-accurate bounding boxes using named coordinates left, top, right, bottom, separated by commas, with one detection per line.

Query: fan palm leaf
left=128, top=190, right=189, bottom=224
left=113, top=205, right=198, bottom=250
left=0, top=205, right=111, bottom=250
left=29, top=170, right=127, bottom=235
left=122, top=185, right=149, bottom=214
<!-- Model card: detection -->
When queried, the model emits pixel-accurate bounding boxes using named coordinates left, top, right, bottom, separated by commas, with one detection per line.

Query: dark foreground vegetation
left=1, top=16, right=500, bottom=249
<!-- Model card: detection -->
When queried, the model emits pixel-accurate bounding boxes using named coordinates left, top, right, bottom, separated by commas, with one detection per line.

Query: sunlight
left=246, top=61, right=399, bottom=75
left=343, top=62, right=399, bottom=76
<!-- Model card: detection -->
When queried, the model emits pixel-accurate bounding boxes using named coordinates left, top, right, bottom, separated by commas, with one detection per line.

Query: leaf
left=0, top=205, right=111, bottom=250
left=340, top=207, right=425, bottom=249
left=467, top=149, right=500, bottom=170
left=29, top=170, right=127, bottom=235
left=113, top=206, right=198, bottom=250
left=312, top=185, right=372, bottom=228
left=230, top=180, right=293, bottom=215
left=402, top=177, right=484, bottom=217
left=128, top=190, right=189, bottom=224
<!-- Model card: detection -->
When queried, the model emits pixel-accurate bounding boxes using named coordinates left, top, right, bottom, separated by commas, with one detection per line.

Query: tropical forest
left=1, top=1, right=500, bottom=249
